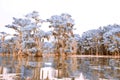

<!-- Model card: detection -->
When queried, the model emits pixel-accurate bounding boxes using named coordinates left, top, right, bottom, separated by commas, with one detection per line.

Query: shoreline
left=68, top=55, right=120, bottom=58
left=0, top=53, right=120, bottom=58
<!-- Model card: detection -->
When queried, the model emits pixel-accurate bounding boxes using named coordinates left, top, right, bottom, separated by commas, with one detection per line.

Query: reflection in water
left=0, top=56, right=120, bottom=80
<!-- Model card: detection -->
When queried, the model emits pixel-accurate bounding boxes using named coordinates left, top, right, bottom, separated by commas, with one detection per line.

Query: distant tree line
left=79, top=24, right=120, bottom=56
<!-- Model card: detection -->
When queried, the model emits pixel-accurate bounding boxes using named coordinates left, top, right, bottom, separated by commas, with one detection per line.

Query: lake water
left=0, top=55, right=120, bottom=80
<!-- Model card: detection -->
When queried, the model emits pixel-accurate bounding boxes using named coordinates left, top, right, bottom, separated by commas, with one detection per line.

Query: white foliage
left=103, top=28, right=120, bottom=39
left=103, top=25, right=120, bottom=52
left=45, top=31, right=52, bottom=36
left=20, top=23, right=38, bottom=31
left=48, top=13, right=74, bottom=28
left=25, top=11, right=39, bottom=19
left=0, top=32, right=8, bottom=35
left=103, top=24, right=120, bottom=32
left=28, top=47, right=37, bottom=53
left=82, top=29, right=102, bottom=40
left=74, top=34, right=81, bottom=41
left=12, top=17, right=31, bottom=27
left=42, top=42, right=54, bottom=54
left=35, top=30, right=45, bottom=38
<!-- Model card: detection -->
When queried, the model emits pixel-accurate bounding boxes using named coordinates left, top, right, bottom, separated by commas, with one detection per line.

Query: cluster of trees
left=0, top=11, right=120, bottom=56
left=79, top=24, right=120, bottom=55
left=0, top=11, right=77, bottom=57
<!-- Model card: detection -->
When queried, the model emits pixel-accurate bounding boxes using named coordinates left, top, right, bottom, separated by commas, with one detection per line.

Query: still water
left=0, top=55, right=120, bottom=80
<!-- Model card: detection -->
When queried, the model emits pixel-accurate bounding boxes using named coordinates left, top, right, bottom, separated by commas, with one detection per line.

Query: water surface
left=0, top=55, right=120, bottom=80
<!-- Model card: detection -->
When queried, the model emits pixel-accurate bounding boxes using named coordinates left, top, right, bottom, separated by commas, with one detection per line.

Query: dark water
left=0, top=55, right=120, bottom=80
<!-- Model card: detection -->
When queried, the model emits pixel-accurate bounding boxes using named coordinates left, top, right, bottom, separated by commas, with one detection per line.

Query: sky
left=0, top=0, right=120, bottom=35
